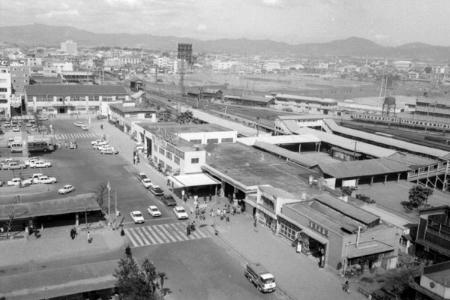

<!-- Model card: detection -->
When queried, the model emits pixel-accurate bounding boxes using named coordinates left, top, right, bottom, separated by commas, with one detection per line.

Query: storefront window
left=279, top=218, right=301, bottom=241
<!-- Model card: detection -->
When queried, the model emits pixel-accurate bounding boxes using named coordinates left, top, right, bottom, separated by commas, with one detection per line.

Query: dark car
left=161, top=195, right=177, bottom=206
left=149, top=185, right=164, bottom=196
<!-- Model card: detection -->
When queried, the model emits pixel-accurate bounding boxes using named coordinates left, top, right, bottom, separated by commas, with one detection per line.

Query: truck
left=244, top=263, right=276, bottom=293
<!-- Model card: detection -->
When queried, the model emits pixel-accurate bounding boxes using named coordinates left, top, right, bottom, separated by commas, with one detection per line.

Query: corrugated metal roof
left=318, top=158, right=410, bottom=179
left=295, top=127, right=397, bottom=157
left=314, top=194, right=380, bottom=226
left=324, top=119, right=450, bottom=159
left=25, top=84, right=128, bottom=96
left=0, top=193, right=100, bottom=221
left=274, top=94, right=337, bottom=104
left=224, top=95, right=272, bottom=103
left=254, top=141, right=320, bottom=168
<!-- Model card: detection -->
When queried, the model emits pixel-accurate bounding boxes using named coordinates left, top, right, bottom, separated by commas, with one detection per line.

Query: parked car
left=161, top=195, right=177, bottom=206
left=7, top=178, right=23, bottom=186
left=2, top=161, right=26, bottom=170
left=149, top=184, right=164, bottom=196
left=173, top=206, right=189, bottom=220
left=130, top=211, right=145, bottom=224
left=12, top=127, right=20, bottom=132
left=100, top=147, right=119, bottom=155
left=91, top=139, right=103, bottom=146
left=147, top=205, right=162, bottom=217
left=73, top=121, right=84, bottom=127
left=36, top=175, right=57, bottom=184
left=30, top=160, right=52, bottom=168
left=31, top=173, right=44, bottom=184
left=58, top=184, right=75, bottom=194
left=81, top=125, right=89, bottom=131
left=93, top=141, right=109, bottom=150
left=25, top=157, right=40, bottom=166
left=69, top=142, right=77, bottom=149
left=244, top=263, right=276, bottom=293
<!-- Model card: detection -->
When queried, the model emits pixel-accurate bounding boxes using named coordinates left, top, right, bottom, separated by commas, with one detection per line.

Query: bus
left=10, top=136, right=55, bottom=153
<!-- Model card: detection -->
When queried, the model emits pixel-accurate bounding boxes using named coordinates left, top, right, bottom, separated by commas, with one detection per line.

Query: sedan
left=149, top=185, right=164, bottom=196
left=30, top=160, right=52, bottom=168
left=7, top=178, right=22, bottom=186
left=141, top=178, right=152, bottom=189
left=100, top=147, right=119, bottom=155
left=37, top=175, right=57, bottom=184
left=73, top=121, right=84, bottom=127
left=81, top=125, right=89, bottom=131
left=161, top=195, right=177, bottom=206
left=173, top=206, right=189, bottom=220
left=58, top=184, right=75, bottom=195
left=130, top=211, right=145, bottom=224
left=147, top=205, right=162, bottom=217
left=12, top=127, right=20, bottom=132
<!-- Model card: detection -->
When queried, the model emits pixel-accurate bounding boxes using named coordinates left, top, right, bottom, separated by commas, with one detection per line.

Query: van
left=244, top=263, right=276, bottom=293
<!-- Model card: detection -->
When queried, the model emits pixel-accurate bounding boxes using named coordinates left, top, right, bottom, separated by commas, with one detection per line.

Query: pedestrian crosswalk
left=53, top=132, right=99, bottom=141
left=125, top=222, right=210, bottom=248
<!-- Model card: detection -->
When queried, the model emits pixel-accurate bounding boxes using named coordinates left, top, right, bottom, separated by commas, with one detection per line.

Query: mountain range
left=1, top=23, right=449, bottom=60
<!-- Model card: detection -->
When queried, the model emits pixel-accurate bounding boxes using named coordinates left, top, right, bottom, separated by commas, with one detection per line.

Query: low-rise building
left=271, top=94, right=338, bottom=114
left=108, top=102, right=157, bottom=134
left=409, top=261, right=450, bottom=300
left=279, top=194, right=401, bottom=270
left=416, top=206, right=450, bottom=261
left=0, top=64, right=12, bottom=119
left=25, top=84, right=129, bottom=115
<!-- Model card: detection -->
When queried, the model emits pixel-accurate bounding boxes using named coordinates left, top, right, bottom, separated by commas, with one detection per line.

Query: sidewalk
left=91, top=120, right=365, bottom=300
left=0, top=224, right=126, bottom=269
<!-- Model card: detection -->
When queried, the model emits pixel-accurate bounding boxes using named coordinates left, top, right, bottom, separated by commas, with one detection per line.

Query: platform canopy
left=170, top=173, right=220, bottom=188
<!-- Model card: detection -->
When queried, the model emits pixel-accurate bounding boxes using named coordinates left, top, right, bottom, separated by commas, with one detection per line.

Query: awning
left=346, top=241, right=394, bottom=259
left=170, top=173, right=220, bottom=188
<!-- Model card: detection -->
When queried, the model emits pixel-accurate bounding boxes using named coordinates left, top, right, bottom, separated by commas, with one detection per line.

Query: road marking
left=125, top=222, right=209, bottom=248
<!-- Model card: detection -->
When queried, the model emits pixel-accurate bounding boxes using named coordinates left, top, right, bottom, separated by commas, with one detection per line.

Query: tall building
left=60, top=40, right=78, bottom=56
left=0, top=63, right=12, bottom=118
left=10, top=61, right=30, bottom=94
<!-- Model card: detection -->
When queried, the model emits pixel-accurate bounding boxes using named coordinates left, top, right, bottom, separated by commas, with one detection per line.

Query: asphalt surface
left=0, top=119, right=277, bottom=299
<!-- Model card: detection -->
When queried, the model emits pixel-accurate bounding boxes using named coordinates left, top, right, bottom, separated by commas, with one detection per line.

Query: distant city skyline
left=1, top=0, right=450, bottom=46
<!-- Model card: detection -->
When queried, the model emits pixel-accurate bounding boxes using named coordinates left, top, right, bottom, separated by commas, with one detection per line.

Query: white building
left=271, top=94, right=338, bottom=114
left=60, top=40, right=78, bottom=56
left=136, top=122, right=237, bottom=175
left=0, top=65, right=12, bottom=119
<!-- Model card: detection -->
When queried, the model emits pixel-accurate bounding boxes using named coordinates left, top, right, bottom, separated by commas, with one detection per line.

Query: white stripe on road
left=155, top=224, right=178, bottom=243
left=147, top=226, right=166, bottom=244
left=126, top=228, right=141, bottom=247
left=136, top=227, right=151, bottom=245
left=152, top=225, right=171, bottom=243
left=141, top=226, right=157, bottom=244
left=168, top=223, right=189, bottom=241
left=166, top=223, right=187, bottom=242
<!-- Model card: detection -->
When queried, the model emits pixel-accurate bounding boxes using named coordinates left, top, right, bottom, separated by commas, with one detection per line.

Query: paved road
left=0, top=118, right=278, bottom=300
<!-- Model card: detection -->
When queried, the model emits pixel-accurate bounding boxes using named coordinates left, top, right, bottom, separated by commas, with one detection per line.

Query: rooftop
left=109, top=103, right=156, bottom=114
left=423, top=261, right=450, bottom=287
left=0, top=193, right=100, bottom=221
left=318, top=158, right=410, bottom=179
left=25, top=84, right=128, bottom=96
left=324, top=119, right=450, bottom=159
left=274, top=94, right=338, bottom=104
left=204, top=142, right=318, bottom=195
left=224, top=95, right=272, bottom=103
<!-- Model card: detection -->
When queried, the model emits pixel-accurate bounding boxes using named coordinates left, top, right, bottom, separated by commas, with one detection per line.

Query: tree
left=402, top=185, right=434, bottom=210
left=114, top=248, right=165, bottom=300
left=176, top=111, right=194, bottom=124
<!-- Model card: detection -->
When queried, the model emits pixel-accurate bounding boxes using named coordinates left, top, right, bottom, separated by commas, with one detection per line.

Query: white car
left=25, top=157, right=40, bottom=166
left=30, top=160, right=52, bottom=168
left=91, top=139, right=103, bottom=146
left=173, top=206, right=189, bottom=220
left=30, top=173, right=44, bottom=184
left=73, top=121, right=84, bottom=127
left=141, top=178, right=152, bottom=189
left=94, top=141, right=109, bottom=150
left=130, top=211, right=145, bottom=224
left=147, top=205, right=162, bottom=217
left=36, top=175, right=57, bottom=184
left=58, top=184, right=75, bottom=194
left=100, top=147, right=119, bottom=155
left=81, top=125, right=89, bottom=131
left=7, top=178, right=32, bottom=186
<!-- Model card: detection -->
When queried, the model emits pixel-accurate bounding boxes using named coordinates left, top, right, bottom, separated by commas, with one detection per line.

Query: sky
left=1, top=0, right=450, bottom=46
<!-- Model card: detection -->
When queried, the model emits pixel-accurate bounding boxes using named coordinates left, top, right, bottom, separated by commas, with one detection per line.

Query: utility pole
left=114, top=190, right=117, bottom=217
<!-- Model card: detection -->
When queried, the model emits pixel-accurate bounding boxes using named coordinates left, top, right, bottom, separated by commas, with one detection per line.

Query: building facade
left=60, top=40, right=78, bottom=56
left=0, top=64, right=12, bottom=119
left=272, top=94, right=338, bottom=114
left=24, top=84, right=129, bottom=115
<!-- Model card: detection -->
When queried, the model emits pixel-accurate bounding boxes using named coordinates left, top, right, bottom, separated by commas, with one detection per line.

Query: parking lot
left=0, top=118, right=178, bottom=226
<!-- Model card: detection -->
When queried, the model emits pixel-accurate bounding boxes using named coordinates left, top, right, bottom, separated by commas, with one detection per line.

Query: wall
left=178, top=130, right=237, bottom=144
left=420, top=275, right=450, bottom=299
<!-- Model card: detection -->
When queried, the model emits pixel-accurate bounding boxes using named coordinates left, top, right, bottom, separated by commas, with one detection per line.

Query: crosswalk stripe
left=131, top=228, right=146, bottom=247
left=126, top=229, right=142, bottom=247
left=168, top=223, right=189, bottom=241
left=167, top=223, right=188, bottom=241
left=136, top=227, right=151, bottom=245
left=152, top=225, right=172, bottom=243
left=172, top=223, right=196, bottom=240
left=143, top=226, right=164, bottom=244
left=156, top=224, right=178, bottom=243
left=141, top=226, right=158, bottom=244
left=124, top=229, right=137, bottom=246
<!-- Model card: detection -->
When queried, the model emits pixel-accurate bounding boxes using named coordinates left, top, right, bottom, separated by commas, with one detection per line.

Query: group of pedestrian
left=132, top=150, right=140, bottom=165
